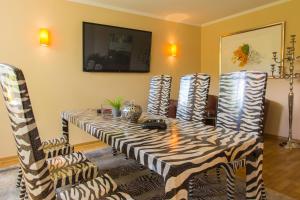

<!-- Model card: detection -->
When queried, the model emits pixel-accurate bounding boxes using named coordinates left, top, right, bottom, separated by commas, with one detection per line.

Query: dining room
left=0, top=0, right=300, bottom=200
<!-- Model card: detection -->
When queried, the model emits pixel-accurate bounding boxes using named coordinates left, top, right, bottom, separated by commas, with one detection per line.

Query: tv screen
left=83, top=22, right=152, bottom=72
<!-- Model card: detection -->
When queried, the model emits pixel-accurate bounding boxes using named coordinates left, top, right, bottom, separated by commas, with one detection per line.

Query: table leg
left=221, top=163, right=236, bottom=200
left=62, top=117, right=69, bottom=143
left=165, top=177, right=189, bottom=200
left=221, top=159, right=246, bottom=200
left=246, top=146, right=266, bottom=200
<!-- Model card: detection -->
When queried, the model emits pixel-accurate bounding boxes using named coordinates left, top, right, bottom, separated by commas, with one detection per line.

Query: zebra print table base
left=62, top=109, right=266, bottom=200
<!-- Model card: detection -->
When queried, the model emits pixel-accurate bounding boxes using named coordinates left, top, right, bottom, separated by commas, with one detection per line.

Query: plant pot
left=112, top=108, right=121, bottom=117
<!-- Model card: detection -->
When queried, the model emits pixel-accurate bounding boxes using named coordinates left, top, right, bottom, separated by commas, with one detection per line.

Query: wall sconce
left=169, top=44, right=177, bottom=57
left=39, top=28, right=49, bottom=46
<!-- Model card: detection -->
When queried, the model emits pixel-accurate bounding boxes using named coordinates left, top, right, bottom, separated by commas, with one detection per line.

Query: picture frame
left=219, top=22, right=285, bottom=78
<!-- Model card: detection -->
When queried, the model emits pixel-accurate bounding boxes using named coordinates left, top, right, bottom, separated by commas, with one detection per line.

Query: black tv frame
left=82, top=22, right=152, bottom=73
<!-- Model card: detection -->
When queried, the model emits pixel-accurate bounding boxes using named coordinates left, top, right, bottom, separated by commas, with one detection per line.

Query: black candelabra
left=271, top=35, right=300, bottom=149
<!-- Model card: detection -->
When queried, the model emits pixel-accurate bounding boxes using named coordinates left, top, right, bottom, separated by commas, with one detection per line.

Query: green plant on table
left=106, top=96, right=123, bottom=110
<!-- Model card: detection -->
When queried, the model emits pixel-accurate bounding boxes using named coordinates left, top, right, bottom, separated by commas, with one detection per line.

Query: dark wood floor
left=263, top=135, right=300, bottom=199
left=0, top=136, right=299, bottom=199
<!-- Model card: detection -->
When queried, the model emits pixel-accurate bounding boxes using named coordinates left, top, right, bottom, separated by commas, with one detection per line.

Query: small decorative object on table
left=121, top=101, right=142, bottom=123
left=101, top=106, right=112, bottom=118
left=142, top=119, right=167, bottom=130
left=271, top=34, right=300, bottom=149
left=106, top=96, right=123, bottom=117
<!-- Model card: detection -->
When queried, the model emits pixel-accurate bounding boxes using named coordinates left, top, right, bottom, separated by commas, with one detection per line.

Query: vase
left=112, top=108, right=121, bottom=117
left=121, top=103, right=142, bottom=123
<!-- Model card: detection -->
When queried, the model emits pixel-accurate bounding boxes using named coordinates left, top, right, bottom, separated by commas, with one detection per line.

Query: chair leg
left=189, top=177, right=195, bottom=198
left=16, top=167, right=23, bottom=188
left=112, top=147, right=118, bottom=156
left=216, top=167, right=221, bottom=182
left=139, top=163, right=145, bottom=170
left=150, top=169, right=157, bottom=178
left=204, top=171, right=208, bottom=180
left=136, top=161, right=144, bottom=170
left=261, top=182, right=267, bottom=200
left=221, top=164, right=236, bottom=200
left=19, top=178, right=26, bottom=200
left=24, top=191, right=28, bottom=200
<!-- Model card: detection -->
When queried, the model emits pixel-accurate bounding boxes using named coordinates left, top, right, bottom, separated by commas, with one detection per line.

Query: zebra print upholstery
left=112, top=75, right=172, bottom=158
left=0, top=63, right=56, bottom=199
left=47, top=152, right=88, bottom=171
left=42, top=136, right=68, bottom=148
left=147, top=75, right=172, bottom=117
left=48, top=153, right=98, bottom=189
left=57, top=174, right=133, bottom=200
left=0, top=64, right=133, bottom=200
left=216, top=71, right=268, bottom=199
left=17, top=144, right=75, bottom=189
left=176, top=73, right=210, bottom=121
left=15, top=86, right=74, bottom=189
left=63, top=109, right=266, bottom=200
left=16, top=142, right=74, bottom=189
left=44, top=144, right=74, bottom=158
left=216, top=71, right=267, bottom=134
left=56, top=174, right=117, bottom=200
left=16, top=101, right=73, bottom=188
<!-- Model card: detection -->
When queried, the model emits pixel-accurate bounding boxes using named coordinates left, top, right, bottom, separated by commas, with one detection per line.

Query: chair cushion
left=42, top=136, right=68, bottom=149
left=47, top=152, right=89, bottom=171
left=51, top=159, right=98, bottom=188
left=56, top=174, right=118, bottom=200
left=44, top=144, right=74, bottom=159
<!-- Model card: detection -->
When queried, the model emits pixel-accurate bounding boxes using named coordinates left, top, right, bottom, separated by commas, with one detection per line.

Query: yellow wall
left=1, top=0, right=299, bottom=158
left=201, top=0, right=300, bottom=139
left=0, top=0, right=201, bottom=157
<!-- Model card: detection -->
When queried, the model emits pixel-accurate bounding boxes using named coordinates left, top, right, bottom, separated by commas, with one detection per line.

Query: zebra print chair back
left=216, top=71, right=267, bottom=135
left=147, top=75, right=172, bottom=116
left=176, top=73, right=210, bottom=121
left=0, top=64, right=56, bottom=199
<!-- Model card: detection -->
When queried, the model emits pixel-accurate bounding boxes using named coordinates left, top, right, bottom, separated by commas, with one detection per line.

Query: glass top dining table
left=61, top=109, right=265, bottom=200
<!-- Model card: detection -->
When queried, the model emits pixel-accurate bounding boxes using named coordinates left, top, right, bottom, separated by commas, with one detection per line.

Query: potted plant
left=106, top=96, right=123, bottom=117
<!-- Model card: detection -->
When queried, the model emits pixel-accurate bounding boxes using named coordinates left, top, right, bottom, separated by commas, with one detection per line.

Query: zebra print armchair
left=216, top=71, right=268, bottom=199
left=176, top=73, right=210, bottom=121
left=13, top=89, right=74, bottom=188
left=147, top=75, right=172, bottom=117
left=15, top=134, right=74, bottom=189
left=15, top=134, right=74, bottom=188
left=0, top=64, right=133, bottom=200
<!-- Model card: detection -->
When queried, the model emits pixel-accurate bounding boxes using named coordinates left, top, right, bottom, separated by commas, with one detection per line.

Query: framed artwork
left=220, top=22, right=285, bottom=77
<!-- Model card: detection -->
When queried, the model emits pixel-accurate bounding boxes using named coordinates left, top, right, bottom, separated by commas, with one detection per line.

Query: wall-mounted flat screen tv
left=83, top=22, right=152, bottom=72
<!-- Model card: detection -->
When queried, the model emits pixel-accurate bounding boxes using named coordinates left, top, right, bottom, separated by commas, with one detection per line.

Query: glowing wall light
left=169, top=44, right=177, bottom=57
left=39, top=28, right=49, bottom=46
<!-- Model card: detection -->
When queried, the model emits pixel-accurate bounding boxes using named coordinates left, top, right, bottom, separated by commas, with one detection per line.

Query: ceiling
left=69, top=0, right=287, bottom=26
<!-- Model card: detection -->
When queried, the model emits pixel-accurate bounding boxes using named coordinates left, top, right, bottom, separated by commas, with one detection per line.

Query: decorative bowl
left=121, top=103, right=142, bottom=123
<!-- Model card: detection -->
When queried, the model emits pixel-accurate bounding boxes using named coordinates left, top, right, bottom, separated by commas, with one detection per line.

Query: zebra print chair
left=0, top=63, right=134, bottom=200
left=16, top=139, right=74, bottom=189
left=15, top=126, right=74, bottom=188
left=176, top=73, right=210, bottom=121
left=216, top=71, right=268, bottom=199
left=147, top=75, right=172, bottom=117
left=14, top=77, right=74, bottom=188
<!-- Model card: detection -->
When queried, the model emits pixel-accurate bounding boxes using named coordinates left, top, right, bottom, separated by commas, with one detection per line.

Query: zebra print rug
left=0, top=147, right=295, bottom=200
